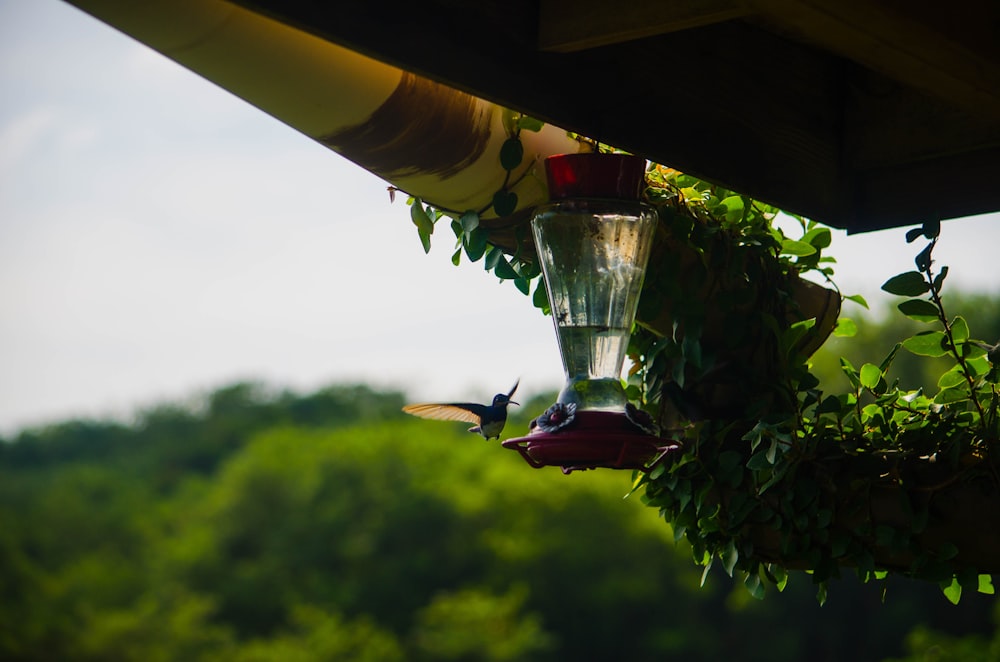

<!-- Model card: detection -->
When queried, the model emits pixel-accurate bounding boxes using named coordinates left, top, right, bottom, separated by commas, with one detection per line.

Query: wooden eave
left=233, top=0, right=1000, bottom=234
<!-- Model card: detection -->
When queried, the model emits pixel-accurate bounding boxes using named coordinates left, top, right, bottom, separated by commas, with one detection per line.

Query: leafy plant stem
left=920, top=239, right=988, bottom=423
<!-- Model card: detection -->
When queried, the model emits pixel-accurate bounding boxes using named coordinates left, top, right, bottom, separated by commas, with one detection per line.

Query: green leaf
left=978, top=575, right=995, bottom=595
left=922, top=218, right=941, bottom=239
left=844, top=293, right=870, bottom=309
left=451, top=247, right=461, bottom=266
left=516, top=115, right=545, bottom=132
left=933, top=266, right=949, bottom=292
left=492, top=189, right=518, bottom=217
left=410, top=199, right=434, bottom=232
left=744, top=572, right=765, bottom=600
left=780, top=239, right=817, bottom=257
left=897, top=299, right=939, bottom=323
left=816, top=395, right=843, bottom=414
left=700, top=559, right=714, bottom=587
left=722, top=541, right=739, bottom=577
left=460, top=210, right=480, bottom=234
left=951, top=316, right=970, bottom=344
left=942, top=578, right=962, bottom=605
left=881, top=271, right=929, bottom=296
left=747, top=450, right=773, bottom=470
left=513, top=276, right=530, bottom=295
left=499, top=137, right=524, bottom=171
left=915, top=242, right=934, bottom=271
left=532, top=280, right=550, bottom=313
left=484, top=246, right=502, bottom=270
left=934, top=384, right=971, bottom=405
left=902, top=331, right=949, bottom=357
left=802, top=227, right=832, bottom=249
left=879, top=343, right=902, bottom=372
left=859, top=363, right=882, bottom=390
left=493, top=254, right=519, bottom=280
left=833, top=318, right=857, bottom=338
left=464, top=227, right=489, bottom=262
left=937, top=368, right=966, bottom=390
left=771, top=565, right=789, bottom=592
left=840, top=357, right=861, bottom=389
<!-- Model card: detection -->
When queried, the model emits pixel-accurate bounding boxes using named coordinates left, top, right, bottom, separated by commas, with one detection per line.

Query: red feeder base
left=502, top=410, right=678, bottom=474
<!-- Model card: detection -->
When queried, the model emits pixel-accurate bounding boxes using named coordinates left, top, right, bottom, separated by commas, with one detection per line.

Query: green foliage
left=629, top=198, right=999, bottom=601
left=410, top=586, right=553, bottom=661
left=2, top=383, right=998, bottom=660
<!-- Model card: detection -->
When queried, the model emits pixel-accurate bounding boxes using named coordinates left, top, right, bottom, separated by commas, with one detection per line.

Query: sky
left=2, top=0, right=999, bottom=434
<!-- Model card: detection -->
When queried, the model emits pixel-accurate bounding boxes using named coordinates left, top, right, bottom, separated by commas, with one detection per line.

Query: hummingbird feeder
left=503, top=153, right=677, bottom=473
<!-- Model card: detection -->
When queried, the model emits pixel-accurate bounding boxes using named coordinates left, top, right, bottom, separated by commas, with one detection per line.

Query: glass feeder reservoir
left=534, top=197, right=655, bottom=410
left=503, top=153, right=676, bottom=472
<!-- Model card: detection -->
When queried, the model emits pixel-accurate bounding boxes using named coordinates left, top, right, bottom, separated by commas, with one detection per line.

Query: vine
left=402, top=111, right=550, bottom=305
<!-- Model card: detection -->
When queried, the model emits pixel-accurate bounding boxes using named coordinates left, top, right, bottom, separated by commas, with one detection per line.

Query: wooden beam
left=538, top=0, right=752, bottom=52
left=750, top=0, right=1000, bottom=120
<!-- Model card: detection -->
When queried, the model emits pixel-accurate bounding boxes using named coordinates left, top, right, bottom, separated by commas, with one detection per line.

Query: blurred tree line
left=1, top=293, right=998, bottom=661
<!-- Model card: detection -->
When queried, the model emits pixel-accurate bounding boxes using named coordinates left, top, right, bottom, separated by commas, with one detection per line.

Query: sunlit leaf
left=780, top=239, right=817, bottom=257
left=410, top=199, right=433, bottom=231
left=833, top=318, right=857, bottom=338
left=844, top=293, right=869, bottom=309
left=937, top=368, right=966, bottom=390
left=979, top=575, right=995, bottom=595
left=802, top=227, right=832, bottom=249
left=532, top=280, right=550, bottom=314
left=517, top=116, right=545, bottom=132
left=902, top=331, right=949, bottom=357
left=942, top=578, right=962, bottom=605
left=859, top=363, right=882, bottom=390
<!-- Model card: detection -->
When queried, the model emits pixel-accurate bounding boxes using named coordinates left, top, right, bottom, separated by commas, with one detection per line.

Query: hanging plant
left=402, top=125, right=998, bottom=603
left=627, top=180, right=998, bottom=604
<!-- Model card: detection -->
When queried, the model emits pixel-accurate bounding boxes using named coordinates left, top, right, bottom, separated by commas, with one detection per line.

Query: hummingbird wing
left=402, top=402, right=488, bottom=424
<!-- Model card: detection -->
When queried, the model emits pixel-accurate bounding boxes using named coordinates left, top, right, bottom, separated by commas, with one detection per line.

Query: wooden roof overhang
left=233, top=0, right=1000, bottom=234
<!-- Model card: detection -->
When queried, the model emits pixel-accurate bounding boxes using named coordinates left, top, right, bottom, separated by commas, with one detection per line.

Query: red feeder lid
left=544, top=153, right=647, bottom=201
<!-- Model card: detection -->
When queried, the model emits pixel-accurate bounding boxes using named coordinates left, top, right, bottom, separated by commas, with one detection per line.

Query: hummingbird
left=402, top=380, right=519, bottom=440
